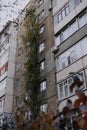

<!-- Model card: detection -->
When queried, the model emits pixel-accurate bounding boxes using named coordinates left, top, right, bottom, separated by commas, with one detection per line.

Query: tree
left=22, top=5, right=41, bottom=117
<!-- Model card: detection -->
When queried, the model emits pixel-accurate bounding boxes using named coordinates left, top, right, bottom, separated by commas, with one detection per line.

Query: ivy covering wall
left=23, top=5, right=41, bottom=117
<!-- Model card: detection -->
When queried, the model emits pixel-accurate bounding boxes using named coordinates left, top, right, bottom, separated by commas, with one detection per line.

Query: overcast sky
left=0, top=0, right=30, bottom=31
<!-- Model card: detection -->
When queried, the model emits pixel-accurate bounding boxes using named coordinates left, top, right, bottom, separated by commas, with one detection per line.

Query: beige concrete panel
left=4, top=95, right=13, bottom=113
left=67, top=60, right=83, bottom=74
left=45, top=50, right=55, bottom=73
left=7, top=62, right=15, bottom=78
left=56, top=69, right=69, bottom=83
left=5, top=78, right=14, bottom=95
left=9, top=48, right=16, bottom=63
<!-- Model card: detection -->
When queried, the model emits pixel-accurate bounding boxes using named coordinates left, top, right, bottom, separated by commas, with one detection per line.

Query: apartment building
left=13, top=0, right=57, bottom=116
left=52, top=0, right=87, bottom=127
left=0, top=0, right=86, bottom=129
left=0, top=21, right=18, bottom=124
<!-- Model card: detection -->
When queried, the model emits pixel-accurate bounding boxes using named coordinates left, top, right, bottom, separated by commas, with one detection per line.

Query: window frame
left=57, top=71, right=86, bottom=100
left=40, top=103, right=47, bottom=113
left=40, top=60, right=45, bottom=71
left=40, top=80, right=46, bottom=92
left=39, top=41, right=45, bottom=52
left=56, top=37, right=87, bottom=71
left=39, top=25, right=45, bottom=34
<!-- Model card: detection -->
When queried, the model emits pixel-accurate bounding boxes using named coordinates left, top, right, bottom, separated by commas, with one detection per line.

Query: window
left=79, top=13, right=87, bottom=28
left=40, top=80, right=46, bottom=92
left=38, top=0, right=44, bottom=6
left=1, top=67, right=5, bottom=75
left=57, top=71, right=85, bottom=100
left=65, top=3, right=70, bottom=15
left=68, top=20, right=78, bottom=36
left=54, top=11, right=87, bottom=46
left=24, top=111, right=31, bottom=121
left=62, top=27, right=69, bottom=41
left=0, top=62, right=8, bottom=76
left=0, top=49, right=9, bottom=65
left=39, top=25, right=45, bottom=34
left=62, top=9, right=66, bottom=19
left=3, top=35, right=9, bottom=48
left=56, top=37, right=87, bottom=71
left=40, top=103, right=47, bottom=113
left=40, top=60, right=45, bottom=71
left=55, top=21, right=78, bottom=45
left=0, top=79, right=6, bottom=90
left=53, top=13, right=58, bottom=26
left=38, top=10, right=44, bottom=21
left=39, top=42, right=45, bottom=52
left=54, top=2, right=70, bottom=25
left=58, top=12, right=62, bottom=23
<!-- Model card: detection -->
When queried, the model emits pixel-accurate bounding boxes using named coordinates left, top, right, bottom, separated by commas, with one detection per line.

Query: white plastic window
left=40, top=60, right=45, bottom=71
left=40, top=103, right=47, bottom=113
left=40, top=80, right=46, bottom=92
left=39, top=25, right=44, bottom=34
left=39, top=42, right=45, bottom=52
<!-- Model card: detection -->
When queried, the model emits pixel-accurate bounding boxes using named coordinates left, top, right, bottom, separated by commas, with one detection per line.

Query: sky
left=0, top=0, right=30, bottom=31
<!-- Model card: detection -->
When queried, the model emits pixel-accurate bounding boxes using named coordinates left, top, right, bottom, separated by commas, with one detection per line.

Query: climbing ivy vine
left=22, top=5, right=41, bottom=117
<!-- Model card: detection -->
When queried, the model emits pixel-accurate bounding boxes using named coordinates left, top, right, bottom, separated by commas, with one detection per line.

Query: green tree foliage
left=23, top=5, right=41, bottom=116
